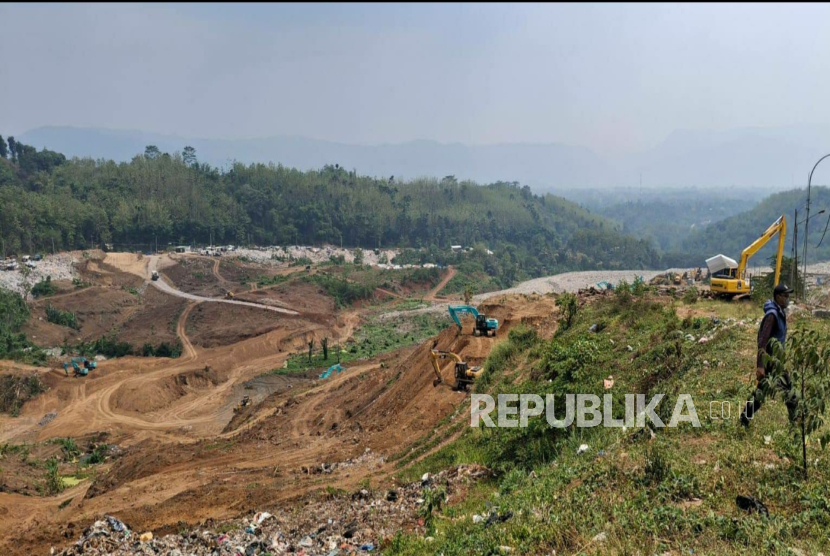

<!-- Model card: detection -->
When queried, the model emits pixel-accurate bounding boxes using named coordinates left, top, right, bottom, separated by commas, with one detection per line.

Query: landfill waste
left=56, top=464, right=491, bottom=555
left=577, top=444, right=590, bottom=455
left=603, top=375, right=614, bottom=389
left=105, top=516, right=128, bottom=534
left=589, top=323, right=598, bottom=332
left=39, top=412, right=58, bottom=426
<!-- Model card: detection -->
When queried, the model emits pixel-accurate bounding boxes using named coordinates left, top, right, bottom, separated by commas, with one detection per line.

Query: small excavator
left=707, top=215, right=786, bottom=299
left=448, top=305, right=498, bottom=337
left=234, top=396, right=251, bottom=413
left=430, top=348, right=482, bottom=391
left=63, top=357, right=97, bottom=377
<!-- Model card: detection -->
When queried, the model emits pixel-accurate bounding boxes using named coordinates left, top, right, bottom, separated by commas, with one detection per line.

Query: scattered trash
left=472, top=514, right=484, bottom=524
left=764, top=436, right=772, bottom=445
left=105, top=515, right=128, bottom=534
left=38, top=412, right=58, bottom=426
left=360, top=543, right=375, bottom=551
left=485, top=510, right=514, bottom=528
left=685, top=334, right=695, bottom=342
left=299, top=535, right=314, bottom=547
left=626, top=345, right=634, bottom=352
left=736, top=494, right=769, bottom=517
left=386, top=490, right=398, bottom=502
left=577, top=444, right=590, bottom=455
left=139, top=532, right=153, bottom=542
left=421, top=472, right=430, bottom=484
left=589, top=323, right=598, bottom=333
left=592, top=531, right=608, bottom=543
left=603, top=375, right=614, bottom=389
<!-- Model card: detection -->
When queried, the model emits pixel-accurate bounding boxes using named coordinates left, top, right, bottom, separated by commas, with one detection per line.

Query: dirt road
left=146, top=255, right=300, bottom=315
left=425, top=266, right=457, bottom=301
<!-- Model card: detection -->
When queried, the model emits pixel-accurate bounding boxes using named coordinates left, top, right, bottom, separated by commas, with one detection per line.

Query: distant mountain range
left=17, top=124, right=830, bottom=190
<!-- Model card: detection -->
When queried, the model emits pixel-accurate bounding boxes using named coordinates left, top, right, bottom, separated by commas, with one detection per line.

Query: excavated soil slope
left=0, top=254, right=559, bottom=556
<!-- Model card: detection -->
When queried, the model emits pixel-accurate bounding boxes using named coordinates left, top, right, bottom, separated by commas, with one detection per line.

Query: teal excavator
left=448, top=305, right=498, bottom=337
left=63, top=357, right=97, bottom=377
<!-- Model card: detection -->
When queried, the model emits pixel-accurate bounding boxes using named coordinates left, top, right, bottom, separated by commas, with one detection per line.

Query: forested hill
left=680, top=186, right=830, bottom=266
left=0, top=137, right=663, bottom=277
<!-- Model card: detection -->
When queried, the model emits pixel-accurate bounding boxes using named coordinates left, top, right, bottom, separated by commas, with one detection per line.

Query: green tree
left=322, top=337, right=329, bottom=360
left=0, top=135, right=7, bottom=159
left=144, top=145, right=161, bottom=159
left=182, top=145, right=197, bottom=166
left=555, top=292, right=578, bottom=330
left=7, top=136, right=16, bottom=162
left=307, top=337, right=315, bottom=363
left=765, top=328, right=830, bottom=478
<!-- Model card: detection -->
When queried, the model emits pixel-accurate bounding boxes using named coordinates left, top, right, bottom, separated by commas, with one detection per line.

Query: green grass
left=272, top=313, right=450, bottom=375
left=384, top=291, right=830, bottom=555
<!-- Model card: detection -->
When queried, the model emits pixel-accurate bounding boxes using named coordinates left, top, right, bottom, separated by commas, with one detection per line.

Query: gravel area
left=475, top=270, right=674, bottom=300
left=0, top=253, right=80, bottom=298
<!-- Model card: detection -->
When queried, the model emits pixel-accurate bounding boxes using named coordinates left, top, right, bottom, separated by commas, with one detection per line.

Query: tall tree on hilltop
left=182, top=146, right=197, bottom=166
left=0, top=135, right=7, bottom=159
left=7, top=136, right=16, bottom=162
left=144, top=145, right=161, bottom=160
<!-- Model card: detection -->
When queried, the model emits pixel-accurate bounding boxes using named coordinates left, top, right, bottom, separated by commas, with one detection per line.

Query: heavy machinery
left=225, top=291, right=235, bottom=299
left=707, top=215, right=786, bottom=298
left=234, top=396, right=251, bottom=413
left=430, top=349, right=482, bottom=391
left=448, top=305, right=498, bottom=337
left=63, top=357, right=97, bottom=377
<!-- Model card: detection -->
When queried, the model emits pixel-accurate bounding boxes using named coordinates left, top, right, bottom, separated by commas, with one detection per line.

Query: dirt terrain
left=0, top=252, right=563, bottom=556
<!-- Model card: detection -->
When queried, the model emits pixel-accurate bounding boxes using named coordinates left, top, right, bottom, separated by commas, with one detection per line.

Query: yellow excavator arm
left=430, top=349, right=483, bottom=388
left=736, top=215, right=786, bottom=286
left=709, top=214, right=786, bottom=296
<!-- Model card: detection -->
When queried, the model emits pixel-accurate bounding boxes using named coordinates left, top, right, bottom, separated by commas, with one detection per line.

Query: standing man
left=740, top=284, right=796, bottom=426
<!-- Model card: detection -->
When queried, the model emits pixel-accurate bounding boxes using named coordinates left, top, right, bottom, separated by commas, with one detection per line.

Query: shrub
left=46, top=304, right=79, bottom=330
left=31, top=276, right=57, bottom=298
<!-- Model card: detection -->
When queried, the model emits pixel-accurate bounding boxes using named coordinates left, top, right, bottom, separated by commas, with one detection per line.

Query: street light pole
left=803, top=154, right=830, bottom=302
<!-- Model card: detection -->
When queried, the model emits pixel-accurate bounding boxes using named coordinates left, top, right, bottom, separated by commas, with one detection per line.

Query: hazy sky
left=2, top=3, right=830, bottom=155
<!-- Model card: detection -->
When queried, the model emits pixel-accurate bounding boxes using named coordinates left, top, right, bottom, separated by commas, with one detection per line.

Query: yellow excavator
left=707, top=215, right=786, bottom=298
left=430, top=349, right=482, bottom=391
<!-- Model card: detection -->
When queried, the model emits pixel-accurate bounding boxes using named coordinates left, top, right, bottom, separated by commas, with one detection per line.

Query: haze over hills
left=18, top=124, right=830, bottom=191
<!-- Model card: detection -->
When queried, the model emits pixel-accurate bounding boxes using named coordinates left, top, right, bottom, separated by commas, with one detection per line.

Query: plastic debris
left=589, top=323, right=598, bottom=332
left=139, top=532, right=153, bottom=542
left=593, top=532, right=608, bottom=543
left=603, top=375, right=614, bottom=389
left=736, top=494, right=769, bottom=517
left=577, top=444, right=590, bottom=455
left=360, top=544, right=375, bottom=551
left=473, top=514, right=484, bottom=524
left=105, top=515, right=128, bottom=534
